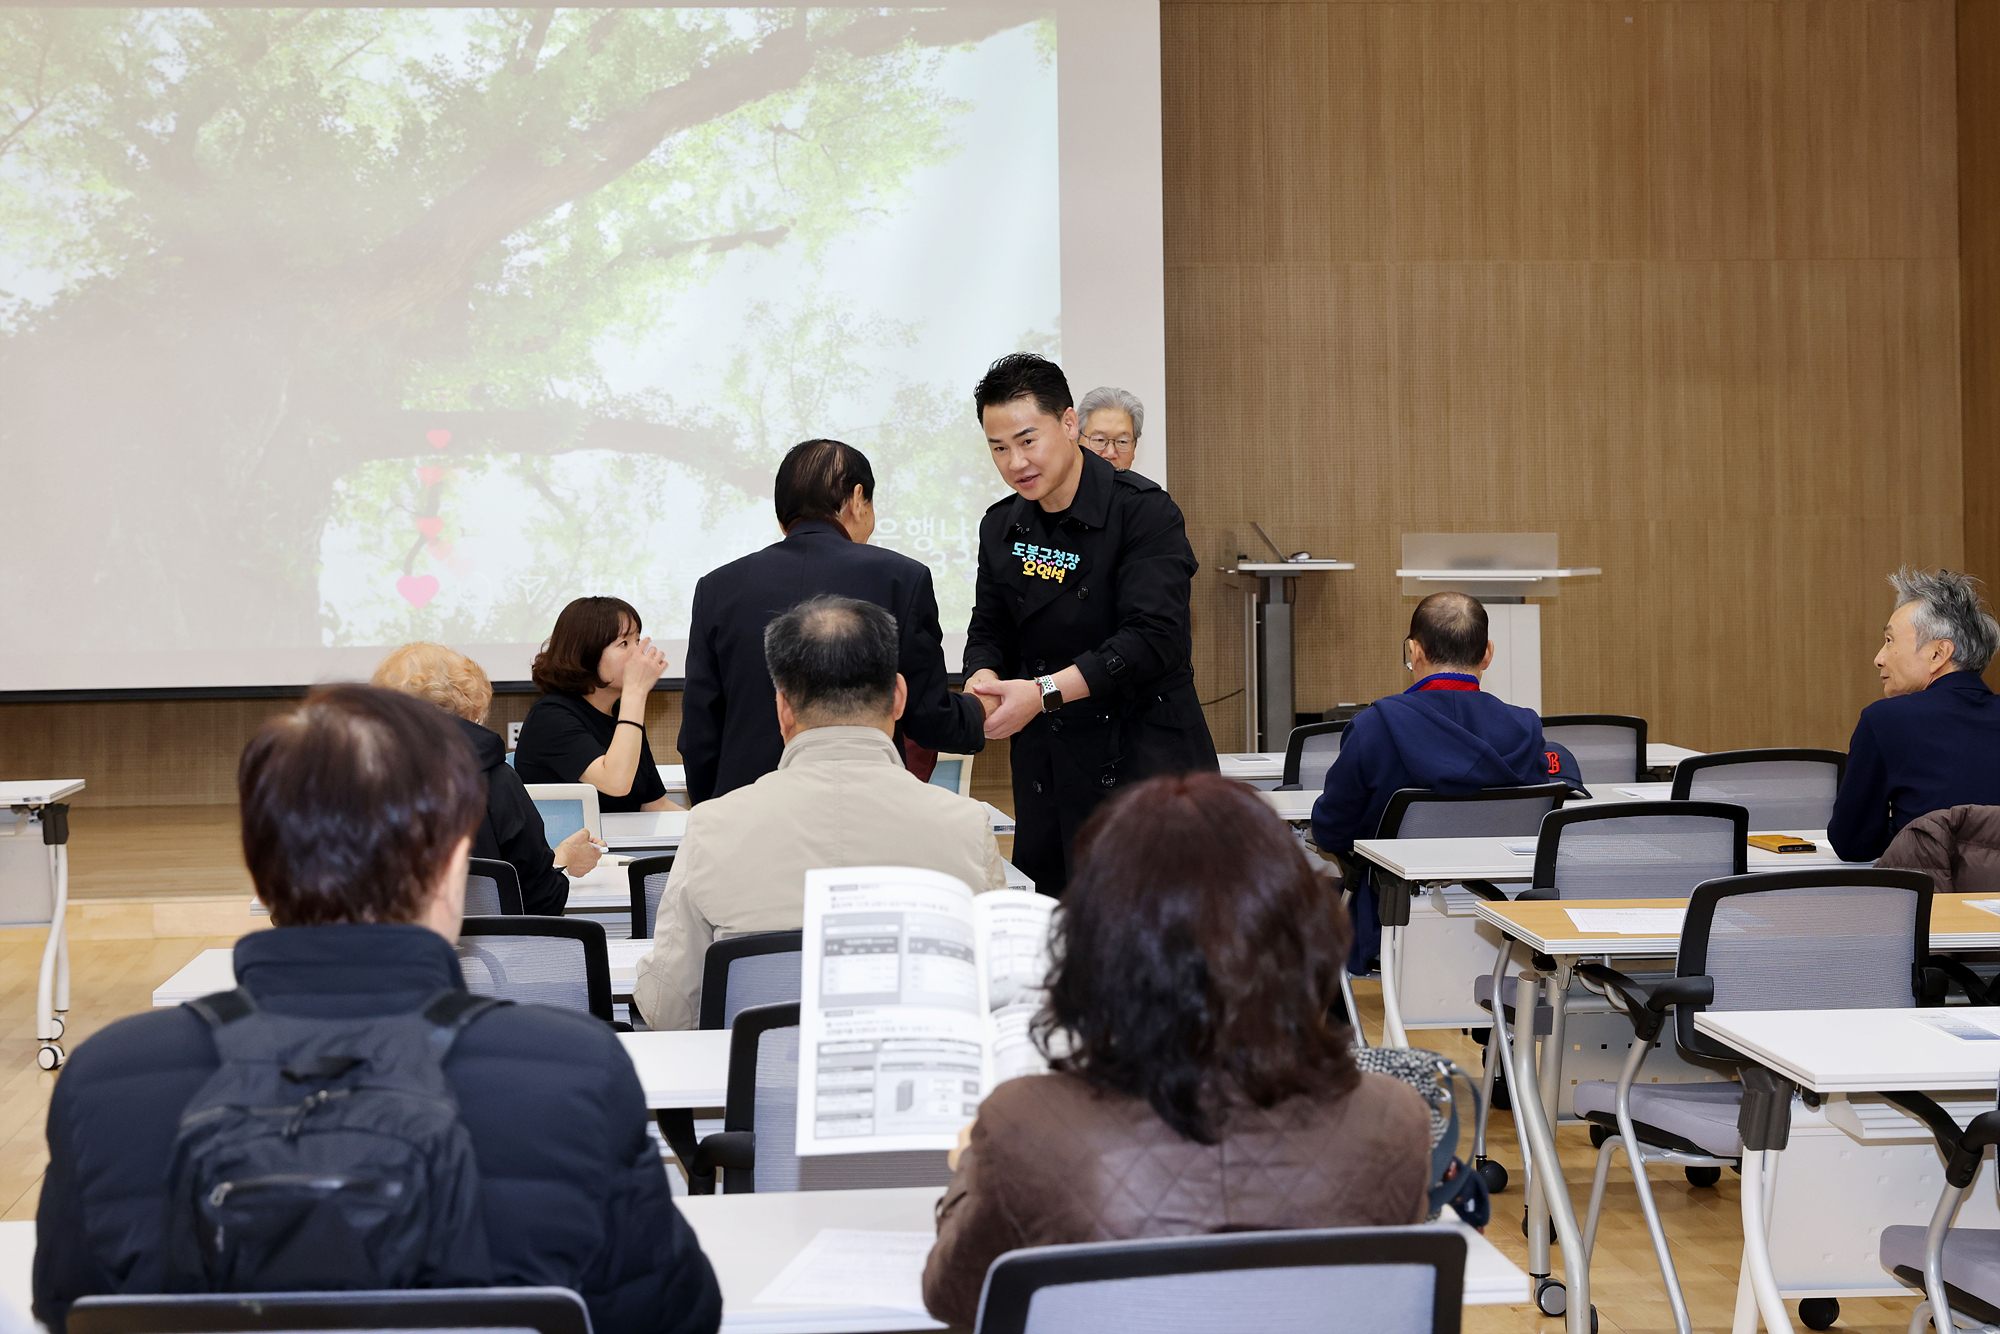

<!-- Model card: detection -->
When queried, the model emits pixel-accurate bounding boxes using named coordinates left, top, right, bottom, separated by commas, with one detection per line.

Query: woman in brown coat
left=921, top=772, right=1434, bottom=1327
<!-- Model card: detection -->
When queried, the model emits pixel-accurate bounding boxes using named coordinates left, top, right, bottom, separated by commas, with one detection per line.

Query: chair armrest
left=1514, top=886, right=1557, bottom=902
left=690, top=1131, right=755, bottom=1185
left=1275, top=782, right=1302, bottom=792
left=1883, top=1091, right=1967, bottom=1160
left=1924, top=956, right=1992, bottom=1006
left=610, top=1019, right=633, bottom=1033
left=1646, top=976, right=1714, bottom=1013
left=1880, top=1092, right=2000, bottom=1188
left=1575, top=963, right=1664, bottom=1039
left=1461, top=880, right=1508, bottom=903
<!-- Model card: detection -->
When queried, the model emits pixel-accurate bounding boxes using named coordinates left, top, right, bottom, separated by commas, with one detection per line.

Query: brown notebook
left=1748, top=834, right=1817, bottom=854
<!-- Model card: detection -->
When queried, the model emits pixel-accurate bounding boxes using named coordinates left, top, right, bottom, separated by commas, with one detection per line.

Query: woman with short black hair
left=514, top=596, right=679, bottom=813
left=920, top=771, right=1433, bottom=1327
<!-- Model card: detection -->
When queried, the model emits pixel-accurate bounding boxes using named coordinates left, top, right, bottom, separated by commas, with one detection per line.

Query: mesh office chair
left=457, top=916, right=613, bottom=1022
left=972, top=1226, right=1467, bottom=1334
left=1569, top=868, right=1935, bottom=1334
left=698, top=930, right=804, bottom=1030
left=1669, top=748, right=1846, bottom=830
left=1539, top=715, right=1647, bottom=786
left=626, top=853, right=676, bottom=940
left=689, top=1001, right=952, bottom=1195
left=1466, top=802, right=1747, bottom=1193
left=465, top=857, right=524, bottom=916
left=69, top=1288, right=590, bottom=1334
left=1277, top=721, right=1346, bottom=792
left=1878, top=1098, right=2000, bottom=1334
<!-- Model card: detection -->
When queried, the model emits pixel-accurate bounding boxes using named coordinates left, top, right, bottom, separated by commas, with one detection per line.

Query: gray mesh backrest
left=1393, top=791, right=1556, bottom=840
left=458, top=935, right=590, bottom=1013
left=1701, top=882, right=1918, bottom=1012
left=1020, top=1263, right=1436, bottom=1334
left=1297, top=730, right=1343, bottom=793
left=747, top=1023, right=951, bottom=1192
left=1682, top=760, right=1840, bottom=830
left=721, top=951, right=802, bottom=1028
left=1542, top=724, right=1640, bottom=785
left=641, top=870, right=671, bottom=939
left=1549, top=813, right=1739, bottom=899
left=464, top=873, right=503, bottom=917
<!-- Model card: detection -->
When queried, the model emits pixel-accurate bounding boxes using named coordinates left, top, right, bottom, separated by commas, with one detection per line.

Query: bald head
left=1407, top=592, right=1491, bottom=674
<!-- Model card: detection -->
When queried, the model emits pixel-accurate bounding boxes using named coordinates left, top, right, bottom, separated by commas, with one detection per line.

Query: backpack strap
left=184, top=987, right=256, bottom=1028
left=420, top=990, right=509, bottom=1055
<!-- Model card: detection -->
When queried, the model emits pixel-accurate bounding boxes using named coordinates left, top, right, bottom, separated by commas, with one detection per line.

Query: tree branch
left=332, top=7, right=1027, bottom=335
left=512, top=10, right=555, bottom=76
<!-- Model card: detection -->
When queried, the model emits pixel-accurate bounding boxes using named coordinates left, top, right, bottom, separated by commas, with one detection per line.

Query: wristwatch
left=1036, top=674, right=1063, bottom=714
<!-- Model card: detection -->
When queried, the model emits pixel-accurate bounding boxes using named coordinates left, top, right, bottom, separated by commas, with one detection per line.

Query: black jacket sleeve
left=34, top=1075, right=102, bottom=1333
left=896, top=567, right=985, bottom=755
left=677, top=578, right=725, bottom=806
left=962, top=514, right=1016, bottom=680
left=489, top=766, right=570, bottom=915
left=1070, top=491, right=1198, bottom=702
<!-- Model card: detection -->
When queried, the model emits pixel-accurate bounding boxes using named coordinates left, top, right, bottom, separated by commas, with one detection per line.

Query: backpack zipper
left=207, top=1174, right=407, bottom=1209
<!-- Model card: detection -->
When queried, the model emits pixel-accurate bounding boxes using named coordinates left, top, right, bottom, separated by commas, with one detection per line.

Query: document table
left=0, top=778, right=84, bottom=1070
left=154, top=941, right=657, bottom=1007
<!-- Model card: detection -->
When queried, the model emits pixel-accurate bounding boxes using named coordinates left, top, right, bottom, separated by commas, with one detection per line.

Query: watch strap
left=1037, top=674, right=1062, bottom=713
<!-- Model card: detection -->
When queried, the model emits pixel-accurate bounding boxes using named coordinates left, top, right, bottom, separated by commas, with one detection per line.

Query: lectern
left=1394, top=534, right=1599, bottom=712
left=1221, top=533, right=1355, bottom=751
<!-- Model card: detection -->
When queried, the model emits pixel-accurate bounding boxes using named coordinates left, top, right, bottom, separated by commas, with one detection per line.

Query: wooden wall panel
left=1964, top=0, right=2000, bottom=617
left=1165, top=0, right=1962, bottom=755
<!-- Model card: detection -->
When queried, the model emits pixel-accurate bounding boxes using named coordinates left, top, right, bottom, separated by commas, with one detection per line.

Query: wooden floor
left=0, top=807, right=1927, bottom=1332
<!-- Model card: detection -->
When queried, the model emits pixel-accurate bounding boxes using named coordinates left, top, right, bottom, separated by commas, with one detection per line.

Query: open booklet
left=795, top=867, right=1055, bottom=1157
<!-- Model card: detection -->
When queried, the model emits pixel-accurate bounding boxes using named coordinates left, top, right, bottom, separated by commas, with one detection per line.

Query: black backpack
left=163, top=987, right=505, bottom=1293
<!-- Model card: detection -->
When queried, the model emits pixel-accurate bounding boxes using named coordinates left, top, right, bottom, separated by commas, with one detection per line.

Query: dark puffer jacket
left=1877, top=804, right=2000, bottom=895
left=34, top=924, right=720, bottom=1334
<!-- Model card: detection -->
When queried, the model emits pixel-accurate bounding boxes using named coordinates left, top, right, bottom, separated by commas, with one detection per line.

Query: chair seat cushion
left=1881, top=1225, right=2000, bottom=1309
left=1473, top=974, right=1553, bottom=1036
left=1572, top=1080, right=1744, bottom=1157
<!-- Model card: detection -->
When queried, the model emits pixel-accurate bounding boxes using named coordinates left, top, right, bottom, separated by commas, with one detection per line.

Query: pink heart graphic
left=416, top=516, right=444, bottom=539
left=426, top=539, right=454, bottom=560
left=396, top=574, right=439, bottom=608
left=416, top=466, right=443, bottom=487
left=426, top=429, right=452, bottom=450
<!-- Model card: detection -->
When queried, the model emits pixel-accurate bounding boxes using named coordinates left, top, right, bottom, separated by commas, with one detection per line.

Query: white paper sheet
left=1564, top=908, right=1686, bottom=934
left=1968, top=899, right=2000, bottom=921
left=607, top=939, right=653, bottom=971
left=752, top=1229, right=934, bottom=1313
left=1501, top=839, right=1537, bottom=856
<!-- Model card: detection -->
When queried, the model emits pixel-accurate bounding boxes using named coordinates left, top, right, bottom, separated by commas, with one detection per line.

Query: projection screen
left=0, top=0, right=1165, bottom=694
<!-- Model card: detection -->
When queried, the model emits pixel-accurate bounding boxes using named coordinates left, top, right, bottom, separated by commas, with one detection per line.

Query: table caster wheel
left=1798, top=1297, right=1839, bottom=1330
left=1533, top=1282, right=1596, bottom=1330
left=37, top=1043, right=64, bottom=1071
left=1685, top=1165, right=1721, bottom=1187
left=1474, top=1156, right=1508, bottom=1193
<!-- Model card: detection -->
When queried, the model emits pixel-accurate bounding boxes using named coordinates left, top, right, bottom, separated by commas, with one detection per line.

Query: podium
left=1394, top=534, right=1599, bottom=712
left=1221, top=537, right=1355, bottom=751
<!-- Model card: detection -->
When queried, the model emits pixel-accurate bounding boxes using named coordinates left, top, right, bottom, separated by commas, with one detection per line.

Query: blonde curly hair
left=371, top=642, right=494, bottom=724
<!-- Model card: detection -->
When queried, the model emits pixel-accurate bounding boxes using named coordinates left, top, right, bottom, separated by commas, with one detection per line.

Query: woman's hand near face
left=624, top=637, right=668, bottom=695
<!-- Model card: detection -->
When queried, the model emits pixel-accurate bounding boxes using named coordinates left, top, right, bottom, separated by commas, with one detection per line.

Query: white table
left=1647, top=743, right=1704, bottom=770
left=619, top=1030, right=733, bottom=1109
left=0, top=778, right=83, bottom=1070
left=1354, top=830, right=1864, bottom=887
left=154, top=942, right=654, bottom=1008
left=0, top=1191, right=1528, bottom=1334
left=608, top=806, right=1018, bottom=852
left=1691, top=1009, right=2000, bottom=1334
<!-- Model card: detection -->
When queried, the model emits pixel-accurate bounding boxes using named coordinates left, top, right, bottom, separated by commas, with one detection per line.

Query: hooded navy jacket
left=1311, top=675, right=1552, bottom=969
left=35, top=925, right=720, bottom=1334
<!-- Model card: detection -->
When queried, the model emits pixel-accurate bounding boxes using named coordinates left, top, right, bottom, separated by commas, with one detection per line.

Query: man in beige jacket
left=634, top=595, right=1008, bottom=1030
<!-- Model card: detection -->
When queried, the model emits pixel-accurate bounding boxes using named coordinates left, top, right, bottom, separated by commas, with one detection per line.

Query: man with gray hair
left=634, top=595, right=1007, bottom=1033
left=1828, top=567, right=2000, bottom=861
left=1078, top=385, right=1143, bottom=472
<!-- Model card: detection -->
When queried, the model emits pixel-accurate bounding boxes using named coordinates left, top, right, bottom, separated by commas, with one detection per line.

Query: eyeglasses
left=1084, top=434, right=1135, bottom=452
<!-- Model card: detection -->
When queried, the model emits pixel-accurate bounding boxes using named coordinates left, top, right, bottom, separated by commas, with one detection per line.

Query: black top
left=515, top=691, right=667, bottom=813
left=1829, top=669, right=2000, bottom=860
left=34, top=924, right=721, bottom=1334
left=964, top=448, right=1201, bottom=707
left=450, top=715, right=570, bottom=915
left=678, top=519, right=985, bottom=805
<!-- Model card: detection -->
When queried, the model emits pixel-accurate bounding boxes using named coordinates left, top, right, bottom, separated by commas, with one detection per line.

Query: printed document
left=1564, top=907, right=1687, bottom=934
left=753, top=1229, right=933, bottom=1313
left=797, top=868, right=1055, bottom=1156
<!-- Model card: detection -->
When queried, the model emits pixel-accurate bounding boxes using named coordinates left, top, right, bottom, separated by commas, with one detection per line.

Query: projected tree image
left=0, top=7, right=1053, bottom=669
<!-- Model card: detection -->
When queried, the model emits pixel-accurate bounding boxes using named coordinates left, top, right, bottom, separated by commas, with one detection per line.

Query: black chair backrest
left=457, top=916, right=612, bottom=1021
left=698, top=930, right=804, bottom=1030
left=1376, top=784, right=1569, bottom=840
left=1669, top=748, right=1847, bottom=830
left=1530, top=801, right=1748, bottom=899
left=1672, top=868, right=1933, bottom=1063
left=1539, top=714, right=1648, bottom=786
left=69, top=1288, right=591, bottom=1334
left=974, top=1225, right=1468, bottom=1334
left=464, top=858, right=524, bottom=917
left=1280, top=720, right=1347, bottom=791
left=626, top=853, right=676, bottom=940
left=722, top=1002, right=952, bottom=1194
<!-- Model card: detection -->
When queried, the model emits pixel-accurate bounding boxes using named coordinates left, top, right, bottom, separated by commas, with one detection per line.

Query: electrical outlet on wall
left=507, top=722, right=523, bottom=750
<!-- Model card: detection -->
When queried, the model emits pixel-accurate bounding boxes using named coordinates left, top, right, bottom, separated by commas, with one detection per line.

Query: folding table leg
left=1380, top=923, right=1409, bottom=1047
left=1513, top=965, right=1592, bottom=1334
left=36, top=833, right=71, bottom=1068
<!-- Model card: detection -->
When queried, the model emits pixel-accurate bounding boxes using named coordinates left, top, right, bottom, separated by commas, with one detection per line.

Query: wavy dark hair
left=530, top=595, right=642, bottom=695
left=1033, top=772, right=1358, bottom=1144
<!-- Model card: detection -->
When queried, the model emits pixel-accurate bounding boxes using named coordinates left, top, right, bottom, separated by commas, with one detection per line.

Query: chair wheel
left=1475, top=1157, right=1509, bottom=1193
left=1589, top=1124, right=1611, bottom=1149
left=48, top=1015, right=64, bottom=1040
left=1685, top=1166, right=1722, bottom=1188
left=1798, top=1297, right=1839, bottom=1330
left=37, top=1043, right=63, bottom=1071
left=1491, top=1070, right=1512, bottom=1111
left=1536, top=1278, right=1566, bottom=1317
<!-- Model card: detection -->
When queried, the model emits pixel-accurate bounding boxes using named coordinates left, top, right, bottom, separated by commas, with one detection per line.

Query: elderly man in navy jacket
left=1312, top=592, right=1562, bottom=972
left=679, top=438, right=984, bottom=804
left=1829, top=568, right=2000, bottom=861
